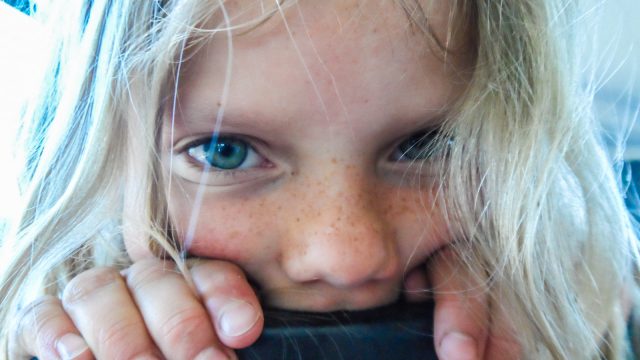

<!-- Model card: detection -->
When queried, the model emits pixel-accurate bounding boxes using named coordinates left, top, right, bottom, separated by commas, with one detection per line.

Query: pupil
left=217, top=143, right=235, bottom=158
left=204, top=137, right=248, bottom=169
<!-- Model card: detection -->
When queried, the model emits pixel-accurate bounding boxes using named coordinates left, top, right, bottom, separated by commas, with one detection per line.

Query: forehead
left=174, top=0, right=469, bottom=133
left=225, top=0, right=455, bottom=37
left=192, top=0, right=465, bottom=69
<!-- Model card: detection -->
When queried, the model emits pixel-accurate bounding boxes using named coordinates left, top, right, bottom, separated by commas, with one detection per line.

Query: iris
left=203, top=137, right=249, bottom=169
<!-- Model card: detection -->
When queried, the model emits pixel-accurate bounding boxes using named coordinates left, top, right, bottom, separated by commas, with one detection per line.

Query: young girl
left=1, top=0, right=637, bottom=359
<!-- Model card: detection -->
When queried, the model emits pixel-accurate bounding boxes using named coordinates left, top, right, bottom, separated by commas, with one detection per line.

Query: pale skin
left=10, top=1, right=521, bottom=359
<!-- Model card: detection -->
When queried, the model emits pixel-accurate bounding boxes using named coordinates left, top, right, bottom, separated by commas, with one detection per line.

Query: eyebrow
left=171, top=101, right=451, bottom=144
left=170, top=103, right=300, bottom=139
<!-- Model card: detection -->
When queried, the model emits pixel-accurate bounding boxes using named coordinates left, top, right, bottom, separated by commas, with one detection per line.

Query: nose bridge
left=282, top=167, right=400, bottom=287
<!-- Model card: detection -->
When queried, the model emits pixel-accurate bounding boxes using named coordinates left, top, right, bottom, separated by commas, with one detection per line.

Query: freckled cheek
left=382, top=189, right=452, bottom=262
left=168, top=195, right=278, bottom=265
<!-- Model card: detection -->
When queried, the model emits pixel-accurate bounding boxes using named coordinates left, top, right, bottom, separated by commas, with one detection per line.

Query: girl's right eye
left=186, top=136, right=264, bottom=170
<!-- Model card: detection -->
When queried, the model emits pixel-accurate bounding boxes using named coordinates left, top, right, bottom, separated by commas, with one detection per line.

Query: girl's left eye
left=186, top=136, right=263, bottom=170
left=389, top=130, right=442, bottom=162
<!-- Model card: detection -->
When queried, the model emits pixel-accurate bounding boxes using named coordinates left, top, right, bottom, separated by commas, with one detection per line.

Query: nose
left=281, top=176, right=400, bottom=288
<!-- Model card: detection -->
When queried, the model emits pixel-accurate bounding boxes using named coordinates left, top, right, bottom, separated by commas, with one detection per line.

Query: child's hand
left=9, top=258, right=263, bottom=359
left=11, top=255, right=520, bottom=360
left=423, top=249, right=521, bottom=360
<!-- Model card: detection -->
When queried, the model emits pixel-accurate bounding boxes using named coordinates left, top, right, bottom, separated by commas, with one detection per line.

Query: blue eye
left=187, top=136, right=261, bottom=170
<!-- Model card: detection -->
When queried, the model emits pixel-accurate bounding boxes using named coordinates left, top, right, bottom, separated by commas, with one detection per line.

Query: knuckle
left=98, top=318, right=149, bottom=356
left=62, top=267, right=121, bottom=304
left=126, top=259, right=178, bottom=292
left=17, top=296, right=61, bottom=324
left=191, top=261, right=247, bottom=294
left=11, top=296, right=68, bottom=358
left=160, top=307, right=211, bottom=346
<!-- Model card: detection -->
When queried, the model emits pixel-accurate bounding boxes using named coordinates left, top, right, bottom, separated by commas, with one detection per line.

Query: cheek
left=168, top=193, right=278, bottom=265
left=382, top=188, right=452, bottom=263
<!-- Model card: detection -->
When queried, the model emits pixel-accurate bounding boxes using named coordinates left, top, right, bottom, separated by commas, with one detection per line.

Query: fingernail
left=440, top=332, right=478, bottom=360
left=56, top=333, right=89, bottom=360
left=218, top=300, right=260, bottom=337
left=194, top=346, right=231, bottom=360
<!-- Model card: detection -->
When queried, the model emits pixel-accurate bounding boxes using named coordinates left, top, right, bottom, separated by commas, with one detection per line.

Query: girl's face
left=151, top=0, right=468, bottom=311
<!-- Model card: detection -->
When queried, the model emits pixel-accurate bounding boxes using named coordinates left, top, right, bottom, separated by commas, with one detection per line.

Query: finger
left=428, top=248, right=488, bottom=360
left=403, top=265, right=432, bottom=303
left=125, top=258, right=235, bottom=359
left=61, top=267, right=161, bottom=359
left=482, top=293, right=521, bottom=360
left=9, top=296, right=92, bottom=360
left=190, top=260, right=264, bottom=349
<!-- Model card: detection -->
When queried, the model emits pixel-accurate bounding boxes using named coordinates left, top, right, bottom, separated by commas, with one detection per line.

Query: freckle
left=331, top=157, right=337, bottom=164
left=296, top=217, right=300, bottom=222
left=216, top=101, right=221, bottom=107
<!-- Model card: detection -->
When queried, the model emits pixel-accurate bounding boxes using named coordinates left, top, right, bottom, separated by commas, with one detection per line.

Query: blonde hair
left=0, top=0, right=637, bottom=359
